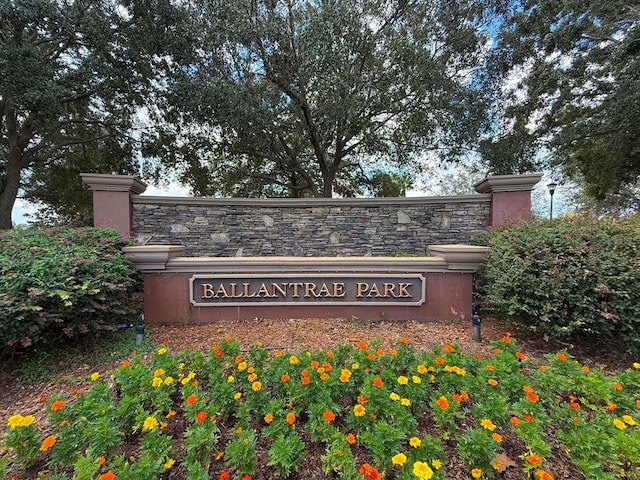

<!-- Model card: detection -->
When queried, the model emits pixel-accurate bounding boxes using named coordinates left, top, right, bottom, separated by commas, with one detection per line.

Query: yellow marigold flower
left=397, top=375, right=409, bottom=385
left=471, top=468, right=482, bottom=478
left=252, top=381, right=262, bottom=391
left=317, top=367, right=325, bottom=374
left=234, top=392, right=242, bottom=400
left=238, top=361, right=247, bottom=371
left=90, top=372, right=100, bottom=381
left=352, top=363, right=360, bottom=370
left=623, top=415, right=636, bottom=426
left=400, top=397, right=411, bottom=406
left=392, top=453, right=407, bottom=465
left=413, top=461, right=434, bottom=480
left=143, top=416, right=159, bottom=431
left=389, top=392, right=400, bottom=401
left=432, top=459, right=442, bottom=469
left=320, top=373, right=330, bottom=381
left=409, top=436, right=421, bottom=448
left=164, top=376, right=173, bottom=385
left=154, top=368, right=165, bottom=377
left=178, top=362, right=185, bottom=370
left=480, top=419, right=497, bottom=431
left=227, top=375, right=235, bottom=383
left=164, top=458, right=175, bottom=469
left=340, top=369, right=352, bottom=382
left=151, top=377, right=163, bottom=387
left=353, top=404, right=366, bottom=417
left=488, top=378, right=498, bottom=386
left=633, top=362, right=640, bottom=369
left=412, top=375, right=422, bottom=384
left=8, top=414, right=36, bottom=429
left=157, top=347, right=167, bottom=355
left=40, top=434, right=57, bottom=451
left=417, top=364, right=427, bottom=374
left=289, top=355, right=299, bottom=365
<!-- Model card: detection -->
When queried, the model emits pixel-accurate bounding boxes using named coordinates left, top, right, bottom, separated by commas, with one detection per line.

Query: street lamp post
left=547, top=182, right=557, bottom=219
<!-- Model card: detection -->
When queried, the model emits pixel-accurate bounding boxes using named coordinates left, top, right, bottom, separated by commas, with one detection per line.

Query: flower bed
left=4, top=335, right=640, bottom=479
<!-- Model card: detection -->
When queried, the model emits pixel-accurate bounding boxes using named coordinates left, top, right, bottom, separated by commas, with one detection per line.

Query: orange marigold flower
left=39, top=434, right=57, bottom=451
left=556, top=353, right=568, bottom=361
left=100, top=471, right=116, bottom=480
left=390, top=348, right=398, bottom=356
left=367, top=353, right=376, bottom=361
left=357, top=395, right=368, bottom=405
left=346, top=433, right=356, bottom=444
left=636, top=399, right=640, bottom=409
left=99, top=456, right=106, bottom=466
left=435, top=357, right=445, bottom=365
left=241, top=476, right=251, bottom=480
left=538, top=366, right=547, bottom=373
left=373, top=377, right=384, bottom=387
left=526, top=454, right=543, bottom=466
left=39, top=395, right=47, bottom=403
left=442, top=343, right=455, bottom=353
left=358, top=463, right=381, bottom=480
left=301, top=369, right=309, bottom=376
left=492, top=433, right=503, bottom=443
left=281, top=373, right=290, bottom=383
left=357, top=340, right=368, bottom=350
left=51, top=400, right=65, bottom=411
left=510, top=416, right=520, bottom=427
left=613, top=382, right=623, bottom=391
left=535, top=469, right=555, bottom=480
left=376, top=348, right=385, bottom=356
left=486, top=365, right=495, bottom=372
left=196, top=411, right=207, bottom=423
left=121, top=360, right=130, bottom=368
left=606, top=403, right=617, bottom=412
left=71, top=387, right=79, bottom=395
left=186, top=395, right=197, bottom=406
left=488, top=378, right=498, bottom=386
left=301, top=376, right=311, bottom=385
left=264, top=413, right=274, bottom=424
left=570, top=402, right=580, bottom=411
left=320, top=373, right=330, bottom=381
left=166, top=410, right=177, bottom=418
left=526, top=391, right=540, bottom=403
left=581, top=365, right=590, bottom=373
left=524, top=414, right=534, bottom=423
left=460, top=390, right=470, bottom=401
left=471, top=468, right=483, bottom=478
left=516, top=352, right=527, bottom=360
left=310, top=360, right=320, bottom=369
left=494, top=348, right=503, bottom=354
left=323, top=410, right=336, bottom=422
left=286, top=412, right=296, bottom=425
left=452, top=393, right=462, bottom=403
left=218, top=471, right=230, bottom=480
left=436, top=396, right=449, bottom=410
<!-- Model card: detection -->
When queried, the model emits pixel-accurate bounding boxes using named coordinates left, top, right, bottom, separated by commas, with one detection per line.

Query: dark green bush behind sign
left=0, top=227, right=142, bottom=354
left=474, top=214, right=640, bottom=350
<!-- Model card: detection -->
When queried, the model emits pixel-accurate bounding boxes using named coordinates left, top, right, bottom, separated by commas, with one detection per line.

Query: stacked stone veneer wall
left=131, top=195, right=492, bottom=257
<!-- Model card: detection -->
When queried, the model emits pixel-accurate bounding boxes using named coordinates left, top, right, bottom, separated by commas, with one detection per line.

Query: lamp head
left=547, top=181, right=558, bottom=195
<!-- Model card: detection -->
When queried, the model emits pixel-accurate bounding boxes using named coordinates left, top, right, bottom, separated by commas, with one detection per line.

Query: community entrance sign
left=190, top=274, right=425, bottom=306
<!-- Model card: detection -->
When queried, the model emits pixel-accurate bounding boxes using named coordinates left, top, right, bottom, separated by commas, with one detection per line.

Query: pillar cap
left=81, top=173, right=147, bottom=194
left=474, top=174, right=543, bottom=193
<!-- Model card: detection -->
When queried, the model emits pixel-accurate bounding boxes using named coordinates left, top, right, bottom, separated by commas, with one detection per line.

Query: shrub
left=0, top=227, right=142, bottom=355
left=474, top=213, right=640, bottom=350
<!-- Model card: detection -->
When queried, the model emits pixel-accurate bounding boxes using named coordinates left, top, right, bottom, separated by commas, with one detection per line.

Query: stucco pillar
left=81, top=173, right=147, bottom=237
left=474, top=174, right=542, bottom=227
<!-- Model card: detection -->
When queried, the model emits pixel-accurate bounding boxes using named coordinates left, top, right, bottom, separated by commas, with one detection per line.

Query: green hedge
left=474, top=214, right=640, bottom=350
left=0, top=227, right=142, bottom=354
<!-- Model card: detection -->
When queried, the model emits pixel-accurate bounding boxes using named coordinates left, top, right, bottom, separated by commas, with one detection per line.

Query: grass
left=3, top=333, right=640, bottom=479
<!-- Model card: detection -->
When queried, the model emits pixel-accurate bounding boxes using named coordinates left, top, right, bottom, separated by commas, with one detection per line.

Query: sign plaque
left=190, top=274, right=425, bottom=306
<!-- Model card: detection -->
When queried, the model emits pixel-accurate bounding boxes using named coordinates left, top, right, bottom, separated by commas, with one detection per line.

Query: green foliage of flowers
left=475, top=213, right=640, bottom=350
left=0, top=227, right=142, bottom=354
left=5, top=336, right=640, bottom=479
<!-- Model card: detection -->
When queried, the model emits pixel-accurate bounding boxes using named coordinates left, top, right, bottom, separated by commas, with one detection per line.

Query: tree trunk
left=0, top=152, right=23, bottom=230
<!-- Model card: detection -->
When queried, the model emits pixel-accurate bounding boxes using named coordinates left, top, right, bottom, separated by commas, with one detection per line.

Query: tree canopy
left=150, top=0, right=495, bottom=198
left=0, top=0, right=190, bottom=228
left=482, top=0, right=640, bottom=210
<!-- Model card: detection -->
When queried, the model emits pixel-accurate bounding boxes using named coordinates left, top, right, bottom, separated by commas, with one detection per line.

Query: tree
left=482, top=1, right=640, bottom=209
left=151, top=0, right=496, bottom=198
left=0, top=0, right=191, bottom=229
